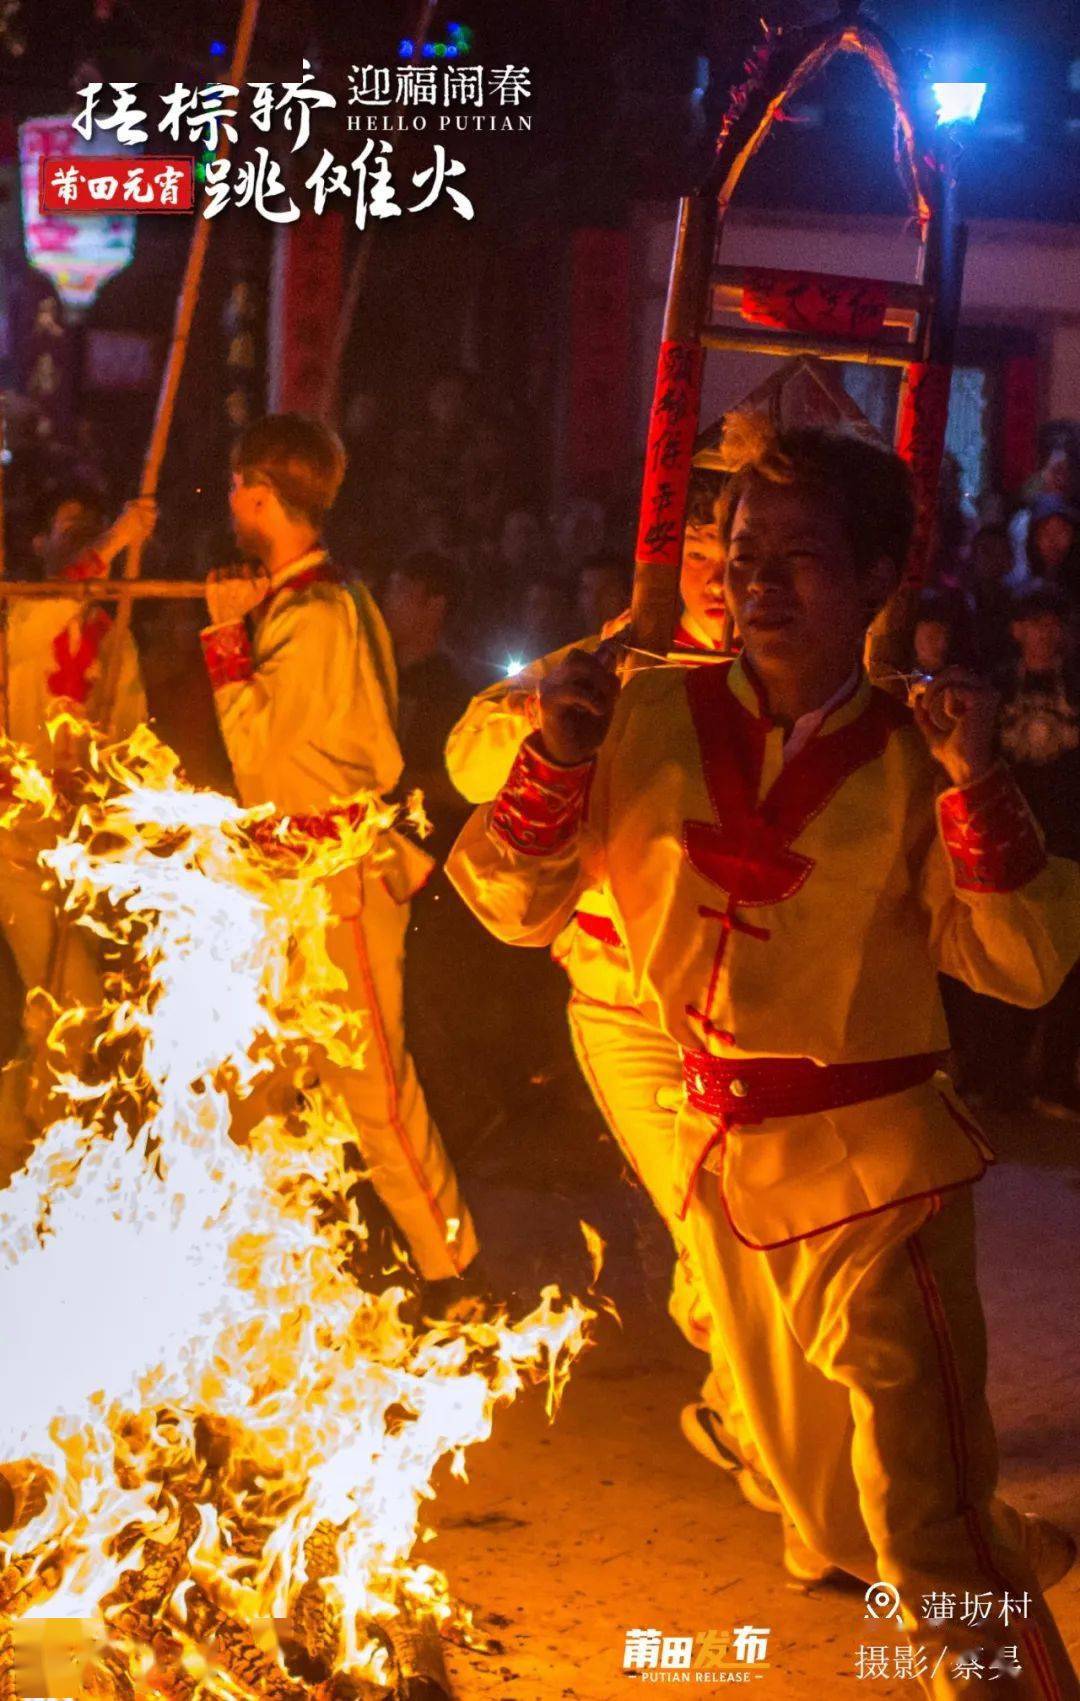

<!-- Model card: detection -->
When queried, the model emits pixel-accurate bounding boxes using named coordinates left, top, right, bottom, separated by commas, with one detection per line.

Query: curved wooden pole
left=99, top=0, right=263, bottom=734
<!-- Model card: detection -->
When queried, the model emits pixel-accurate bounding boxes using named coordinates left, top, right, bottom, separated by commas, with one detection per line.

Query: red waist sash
left=682, top=1048, right=947, bottom=1126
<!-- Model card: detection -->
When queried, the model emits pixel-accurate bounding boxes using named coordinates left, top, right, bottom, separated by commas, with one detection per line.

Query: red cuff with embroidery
left=200, top=621, right=253, bottom=689
left=490, top=733, right=593, bottom=857
left=938, top=764, right=1046, bottom=894
left=59, top=548, right=108, bottom=584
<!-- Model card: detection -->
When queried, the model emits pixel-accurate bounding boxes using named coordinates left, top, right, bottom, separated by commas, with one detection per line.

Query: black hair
left=394, top=550, right=461, bottom=610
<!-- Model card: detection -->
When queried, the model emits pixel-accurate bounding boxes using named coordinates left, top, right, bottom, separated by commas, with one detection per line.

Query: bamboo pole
left=41, top=0, right=262, bottom=1007
left=98, top=0, right=262, bottom=734
left=0, top=579, right=206, bottom=602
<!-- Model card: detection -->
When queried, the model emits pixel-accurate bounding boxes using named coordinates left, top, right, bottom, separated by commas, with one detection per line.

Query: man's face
left=1033, top=514, right=1075, bottom=572
left=381, top=570, right=442, bottom=648
left=971, top=531, right=1011, bottom=585
left=36, top=499, right=103, bottom=576
left=1012, top=612, right=1068, bottom=673
left=914, top=620, right=951, bottom=676
left=723, top=481, right=882, bottom=675
left=1042, top=447, right=1072, bottom=497
left=229, top=471, right=276, bottom=561
left=679, top=522, right=727, bottom=637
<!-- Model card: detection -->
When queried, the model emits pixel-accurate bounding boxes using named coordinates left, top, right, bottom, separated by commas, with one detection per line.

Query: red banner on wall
left=563, top=227, right=631, bottom=490
left=1000, top=353, right=1039, bottom=495
left=267, top=212, right=345, bottom=416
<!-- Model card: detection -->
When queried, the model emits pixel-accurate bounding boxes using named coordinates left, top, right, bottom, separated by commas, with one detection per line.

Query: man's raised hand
left=537, top=648, right=619, bottom=767
left=205, top=564, right=271, bottom=628
left=912, top=666, right=1000, bottom=789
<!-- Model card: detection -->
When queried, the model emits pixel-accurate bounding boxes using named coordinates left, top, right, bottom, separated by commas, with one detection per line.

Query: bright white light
left=505, top=656, right=524, bottom=676
left=933, top=81, right=987, bottom=125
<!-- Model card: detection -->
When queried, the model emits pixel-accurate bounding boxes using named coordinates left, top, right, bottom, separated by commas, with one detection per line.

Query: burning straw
left=0, top=719, right=596, bottom=1699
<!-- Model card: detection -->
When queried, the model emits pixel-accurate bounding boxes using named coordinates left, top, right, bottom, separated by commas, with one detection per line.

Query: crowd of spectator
left=4, top=378, right=1080, bottom=1122
left=912, top=422, right=1080, bottom=1119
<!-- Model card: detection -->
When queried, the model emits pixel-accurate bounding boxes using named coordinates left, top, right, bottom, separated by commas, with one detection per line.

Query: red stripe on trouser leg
left=907, top=1234, right=1068, bottom=1701
left=346, top=905, right=467, bottom=1279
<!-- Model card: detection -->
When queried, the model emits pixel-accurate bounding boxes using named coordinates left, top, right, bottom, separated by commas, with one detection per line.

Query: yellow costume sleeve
left=204, top=591, right=403, bottom=799
left=923, top=763, right=1080, bottom=1007
left=447, top=731, right=603, bottom=947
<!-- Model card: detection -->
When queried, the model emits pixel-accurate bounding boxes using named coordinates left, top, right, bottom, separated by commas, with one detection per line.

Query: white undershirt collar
left=781, top=668, right=862, bottom=766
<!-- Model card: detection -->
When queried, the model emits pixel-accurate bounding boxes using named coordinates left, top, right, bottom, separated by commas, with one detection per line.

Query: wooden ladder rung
left=700, top=324, right=917, bottom=369
left=711, top=264, right=931, bottom=314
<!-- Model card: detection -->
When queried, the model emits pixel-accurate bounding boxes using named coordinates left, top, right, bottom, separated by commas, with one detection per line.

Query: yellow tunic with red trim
left=201, top=551, right=474, bottom=1279
left=4, top=548, right=146, bottom=751
left=448, top=655, right=1080, bottom=1247
left=201, top=551, right=430, bottom=900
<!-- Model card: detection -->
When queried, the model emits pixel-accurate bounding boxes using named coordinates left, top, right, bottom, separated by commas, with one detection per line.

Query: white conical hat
left=692, top=357, right=886, bottom=469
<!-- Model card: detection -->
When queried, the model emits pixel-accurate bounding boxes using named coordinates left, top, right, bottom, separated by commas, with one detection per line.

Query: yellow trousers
left=324, top=869, right=479, bottom=1282
left=565, top=988, right=776, bottom=1483
left=566, top=990, right=710, bottom=1346
left=684, top=1177, right=1079, bottom=1699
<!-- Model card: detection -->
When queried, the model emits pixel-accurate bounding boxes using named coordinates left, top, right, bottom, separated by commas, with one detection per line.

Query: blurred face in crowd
left=914, top=619, right=952, bottom=676
left=35, top=498, right=104, bottom=577
left=679, top=521, right=727, bottom=640
left=1032, top=514, right=1076, bottom=574
left=523, top=577, right=566, bottom=638
left=1012, top=611, right=1069, bottom=674
left=1041, top=446, right=1074, bottom=497
left=723, top=481, right=893, bottom=677
left=381, top=569, right=447, bottom=659
left=427, top=375, right=468, bottom=432
left=555, top=500, right=605, bottom=569
left=501, top=509, right=544, bottom=574
left=576, top=565, right=628, bottom=634
left=970, top=529, right=1012, bottom=585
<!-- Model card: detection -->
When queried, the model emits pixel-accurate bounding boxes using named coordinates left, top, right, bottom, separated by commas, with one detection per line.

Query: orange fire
left=0, top=717, right=596, bottom=1699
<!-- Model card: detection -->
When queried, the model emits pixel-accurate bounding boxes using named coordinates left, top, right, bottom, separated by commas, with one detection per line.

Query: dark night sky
left=5, top=0, right=1080, bottom=222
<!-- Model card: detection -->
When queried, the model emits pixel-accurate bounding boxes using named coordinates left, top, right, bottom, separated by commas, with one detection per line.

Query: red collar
left=264, top=559, right=341, bottom=608
left=682, top=661, right=910, bottom=907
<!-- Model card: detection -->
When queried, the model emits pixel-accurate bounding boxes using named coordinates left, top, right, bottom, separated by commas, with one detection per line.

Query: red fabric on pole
left=739, top=269, right=888, bottom=341
left=267, top=212, right=345, bottom=415
left=895, top=360, right=952, bottom=587
left=635, top=339, right=705, bottom=568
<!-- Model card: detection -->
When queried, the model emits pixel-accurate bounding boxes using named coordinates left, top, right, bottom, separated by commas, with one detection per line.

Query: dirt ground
left=427, top=1103, right=1080, bottom=1701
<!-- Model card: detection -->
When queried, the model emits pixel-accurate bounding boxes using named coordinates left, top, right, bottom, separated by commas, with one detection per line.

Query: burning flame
left=0, top=717, right=595, bottom=1698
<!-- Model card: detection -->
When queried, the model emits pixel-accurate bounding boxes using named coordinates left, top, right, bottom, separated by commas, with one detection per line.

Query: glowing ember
left=0, top=717, right=596, bottom=1699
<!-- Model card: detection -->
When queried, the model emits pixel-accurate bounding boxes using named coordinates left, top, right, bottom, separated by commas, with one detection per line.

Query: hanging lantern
left=18, top=114, right=136, bottom=314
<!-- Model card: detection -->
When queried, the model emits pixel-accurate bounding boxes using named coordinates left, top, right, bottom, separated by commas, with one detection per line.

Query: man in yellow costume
left=200, top=414, right=478, bottom=1293
left=0, top=491, right=152, bottom=1180
left=448, top=419, right=1080, bottom=1698
left=446, top=458, right=782, bottom=1528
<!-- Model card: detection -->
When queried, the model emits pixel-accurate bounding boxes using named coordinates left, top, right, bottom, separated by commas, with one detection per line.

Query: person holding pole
left=444, top=458, right=782, bottom=1527
left=199, top=413, right=479, bottom=1294
left=447, top=418, right=1080, bottom=1699
left=0, top=490, right=155, bottom=1181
